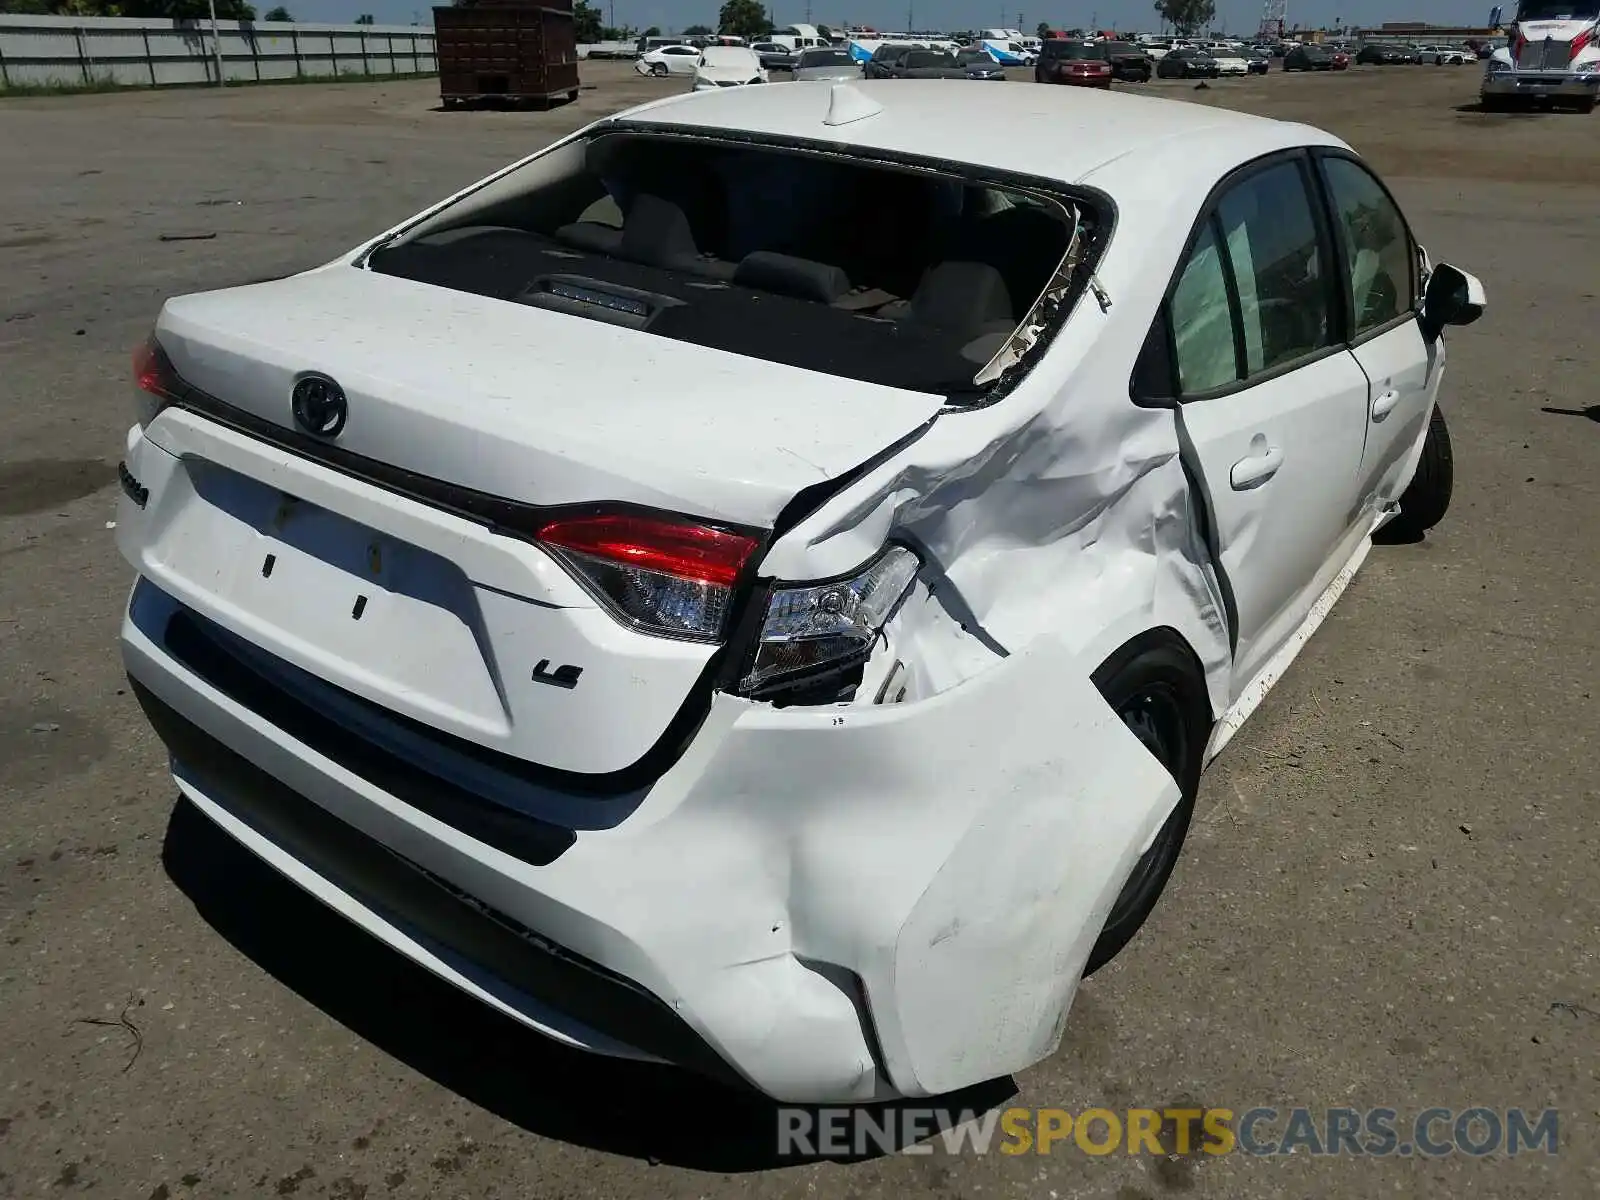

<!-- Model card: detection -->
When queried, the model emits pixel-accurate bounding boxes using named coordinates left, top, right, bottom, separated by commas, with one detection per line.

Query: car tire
left=650, top=63, right=668, bottom=77
left=1381, top=404, right=1454, bottom=541
left=1573, top=96, right=1597, bottom=114
left=1082, top=638, right=1211, bottom=977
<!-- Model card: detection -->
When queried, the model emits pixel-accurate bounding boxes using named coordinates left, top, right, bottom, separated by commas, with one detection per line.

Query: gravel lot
left=1, top=60, right=1596, bottom=1199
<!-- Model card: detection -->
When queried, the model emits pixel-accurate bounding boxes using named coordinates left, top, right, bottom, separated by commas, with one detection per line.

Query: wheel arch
left=1090, top=625, right=1216, bottom=728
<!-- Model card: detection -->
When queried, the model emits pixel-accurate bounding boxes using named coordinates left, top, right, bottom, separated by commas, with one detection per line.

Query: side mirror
left=1419, top=262, right=1486, bottom=342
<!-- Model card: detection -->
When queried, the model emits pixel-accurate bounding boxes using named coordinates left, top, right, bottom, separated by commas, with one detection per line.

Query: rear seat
left=732, top=251, right=850, bottom=304
left=553, top=221, right=623, bottom=256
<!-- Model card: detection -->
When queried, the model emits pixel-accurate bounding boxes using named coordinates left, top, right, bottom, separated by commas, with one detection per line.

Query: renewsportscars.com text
left=777, top=1105, right=1560, bottom=1158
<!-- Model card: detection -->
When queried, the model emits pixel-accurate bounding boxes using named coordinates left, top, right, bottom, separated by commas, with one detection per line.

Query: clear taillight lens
left=536, top=512, right=760, bottom=642
left=738, top=546, right=919, bottom=698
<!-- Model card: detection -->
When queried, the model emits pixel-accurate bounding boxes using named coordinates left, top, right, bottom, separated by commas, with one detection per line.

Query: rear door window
left=1171, top=220, right=1239, bottom=394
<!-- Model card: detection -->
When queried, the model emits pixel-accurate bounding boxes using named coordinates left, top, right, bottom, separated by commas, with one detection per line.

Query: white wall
left=0, top=14, right=437, bottom=89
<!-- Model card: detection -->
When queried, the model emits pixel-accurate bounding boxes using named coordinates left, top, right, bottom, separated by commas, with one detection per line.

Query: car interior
left=366, top=132, right=1086, bottom=397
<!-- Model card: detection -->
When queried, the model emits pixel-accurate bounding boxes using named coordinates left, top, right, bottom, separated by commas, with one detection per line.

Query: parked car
left=118, top=79, right=1484, bottom=1105
left=1036, top=39, right=1115, bottom=85
left=692, top=45, right=767, bottom=90
left=635, top=44, right=703, bottom=77
left=864, top=41, right=921, bottom=78
left=791, top=46, right=862, bottom=81
left=1356, top=43, right=1408, bottom=65
left=1094, top=39, right=1153, bottom=81
left=1245, top=46, right=1271, bottom=73
left=879, top=48, right=968, bottom=79
left=1415, top=43, right=1469, bottom=65
left=1209, top=48, right=1252, bottom=76
left=955, top=47, right=1007, bottom=79
left=1156, top=47, right=1221, bottom=78
left=748, top=41, right=798, bottom=71
left=1356, top=43, right=1414, bottom=65
left=1283, top=44, right=1336, bottom=70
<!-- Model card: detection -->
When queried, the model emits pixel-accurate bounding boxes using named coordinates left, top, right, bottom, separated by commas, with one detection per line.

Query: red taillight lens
left=132, top=335, right=182, bottom=427
left=133, top=336, right=183, bottom=398
left=536, top=512, right=760, bottom=642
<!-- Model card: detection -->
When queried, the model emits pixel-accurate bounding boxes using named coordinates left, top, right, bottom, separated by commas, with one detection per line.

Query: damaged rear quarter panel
left=750, top=187, right=1237, bottom=1094
left=887, top=647, right=1180, bottom=1095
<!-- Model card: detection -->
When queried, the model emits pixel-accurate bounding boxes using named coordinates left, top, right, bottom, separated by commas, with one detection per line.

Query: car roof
left=611, top=80, right=1320, bottom=186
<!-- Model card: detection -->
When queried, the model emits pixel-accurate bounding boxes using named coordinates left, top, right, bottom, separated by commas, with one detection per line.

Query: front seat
left=899, top=260, right=1017, bottom=363
left=618, top=193, right=737, bottom=281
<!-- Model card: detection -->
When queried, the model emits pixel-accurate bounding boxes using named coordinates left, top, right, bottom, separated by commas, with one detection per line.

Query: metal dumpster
left=434, top=1, right=580, bottom=108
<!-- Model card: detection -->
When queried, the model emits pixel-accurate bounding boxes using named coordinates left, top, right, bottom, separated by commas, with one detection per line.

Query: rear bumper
left=1482, top=72, right=1600, bottom=97
left=125, top=570, right=1177, bottom=1103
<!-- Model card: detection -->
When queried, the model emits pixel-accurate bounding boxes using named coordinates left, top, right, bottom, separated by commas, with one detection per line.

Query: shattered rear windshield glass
left=364, top=131, right=1098, bottom=402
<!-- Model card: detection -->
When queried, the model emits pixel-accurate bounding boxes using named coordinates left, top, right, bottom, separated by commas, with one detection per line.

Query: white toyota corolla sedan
left=117, top=81, right=1484, bottom=1103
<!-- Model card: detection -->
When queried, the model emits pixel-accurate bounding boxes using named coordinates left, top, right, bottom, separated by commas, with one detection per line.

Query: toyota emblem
left=291, top=374, right=348, bottom=439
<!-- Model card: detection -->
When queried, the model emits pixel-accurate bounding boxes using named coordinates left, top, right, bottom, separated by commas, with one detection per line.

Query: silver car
left=791, top=47, right=862, bottom=81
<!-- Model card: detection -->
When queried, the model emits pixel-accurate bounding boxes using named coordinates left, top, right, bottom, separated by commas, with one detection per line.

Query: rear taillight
left=535, top=512, right=760, bottom=642
left=736, top=546, right=919, bottom=701
left=132, top=335, right=181, bottom=428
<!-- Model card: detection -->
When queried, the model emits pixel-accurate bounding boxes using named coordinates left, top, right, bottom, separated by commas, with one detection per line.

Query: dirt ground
left=1, top=60, right=1596, bottom=1200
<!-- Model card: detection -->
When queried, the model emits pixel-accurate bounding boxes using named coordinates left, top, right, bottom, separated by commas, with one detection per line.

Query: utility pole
left=207, top=0, right=224, bottom=86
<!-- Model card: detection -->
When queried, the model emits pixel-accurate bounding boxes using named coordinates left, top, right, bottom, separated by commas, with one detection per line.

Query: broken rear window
left=363, top=131, right=1102, bottom=402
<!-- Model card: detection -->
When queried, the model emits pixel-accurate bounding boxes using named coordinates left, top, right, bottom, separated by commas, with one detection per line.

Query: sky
left=286, top=0, right=1494, bottom=36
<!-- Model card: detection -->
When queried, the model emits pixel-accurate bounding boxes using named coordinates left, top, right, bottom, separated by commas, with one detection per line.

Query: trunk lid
left=136, top=266, right=943, bottom=784
left=156, top=265, right=944, bottom=528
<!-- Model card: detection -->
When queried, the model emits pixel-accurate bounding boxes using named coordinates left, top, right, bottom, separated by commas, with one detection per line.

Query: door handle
left=1230, top=442, right=1284, bottom=490
left=1372, top=388, right=1401, bottom=420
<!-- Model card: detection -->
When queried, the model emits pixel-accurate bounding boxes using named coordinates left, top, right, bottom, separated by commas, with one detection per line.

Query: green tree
left=263, top=4, right=292, bottom=18
left=353, top=11, right=374, bottom=22
left=573, top=0, right=602, bottom=42
left=1153, top=0, right=1214, bottom=35
left=816, top=22, right=832, bottom=37
left=643, top=24, right=660, bottom=35
left=683, top=22, right=713, bottom=34
left=716, top=0, right=766, bottom=41
left=1035, top=20, right=1049, bottom=38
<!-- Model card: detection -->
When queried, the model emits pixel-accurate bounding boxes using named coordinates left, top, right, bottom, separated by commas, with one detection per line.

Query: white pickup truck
left=1482, top=0, right=1600, bottom=112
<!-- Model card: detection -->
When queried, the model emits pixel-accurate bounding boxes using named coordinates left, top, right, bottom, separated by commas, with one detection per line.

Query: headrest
left=621, top=193, right=698, bottom=267
left=910, top=261, right=1014, bottom=332
left=733, top=252, right=850, bottom=303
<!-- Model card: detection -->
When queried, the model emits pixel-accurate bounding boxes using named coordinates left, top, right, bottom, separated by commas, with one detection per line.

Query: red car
left=1035, top=39, right=1115, bottom=87
left=1330, top=50, right=1351, bottom=69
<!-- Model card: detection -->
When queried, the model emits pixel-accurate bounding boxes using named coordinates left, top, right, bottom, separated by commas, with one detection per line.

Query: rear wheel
left=1083, top=641, right=1210, bottom=977
left=1380, top=405, right=1454, bottom=541
left=650, top=62, right=668, bottom=77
